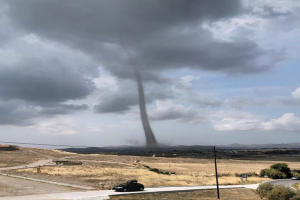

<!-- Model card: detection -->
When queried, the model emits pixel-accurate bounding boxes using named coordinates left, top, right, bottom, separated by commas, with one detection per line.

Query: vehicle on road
left=113, top=180, right=144, bottom=192
left=292, top=176, right=300, bottom=180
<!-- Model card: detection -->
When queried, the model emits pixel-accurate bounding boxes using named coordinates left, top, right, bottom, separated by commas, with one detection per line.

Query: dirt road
left=0, top=150, right=88, bottom=197
left=0, top=175, right=79, bottom=197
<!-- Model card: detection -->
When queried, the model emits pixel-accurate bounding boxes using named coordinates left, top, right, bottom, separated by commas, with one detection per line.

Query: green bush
left=260, top=168, right=287, bottom=179
left=260, top=163, right=292, bottom=179
left=256, top=183, right=274, bottom=199
left=270, top=163, right=292, bottom=178
left=292, top=170, right=300, bottom=177
left=260, top=168, right=268, bottom=177
left=267, top=185, right=295, bottom=200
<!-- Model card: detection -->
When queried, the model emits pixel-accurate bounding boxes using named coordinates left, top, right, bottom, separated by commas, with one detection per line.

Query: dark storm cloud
left=0, top=0, right=285, bottom=123
left=5, top=0, right=241, bottom=43
left=0, top=65, right=94, bottom=103
left=0, top=101, right=37, bottom=125
left=39, top=104, right=89, bottom=115
left=2, top=0, right=272, bottom=78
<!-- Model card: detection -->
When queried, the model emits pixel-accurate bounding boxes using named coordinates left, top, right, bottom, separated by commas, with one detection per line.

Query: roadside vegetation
left=260, top=163, right=300, bottom=179
left=256, top=183, right=300, bottom=200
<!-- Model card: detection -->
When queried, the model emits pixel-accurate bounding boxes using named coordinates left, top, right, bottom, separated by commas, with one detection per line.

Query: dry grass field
left=0, top=147, right=76, bottom=168
left=13, top=152, right=300, bottom=189
left=3, top=148, right=300, bottom=190
left=0, top=150, right=42, bottom=167
left=109, top=188, right=261, bottom=200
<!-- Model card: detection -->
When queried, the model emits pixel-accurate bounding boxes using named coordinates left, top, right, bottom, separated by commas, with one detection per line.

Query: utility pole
left=214, top=146, right=220, bottom=199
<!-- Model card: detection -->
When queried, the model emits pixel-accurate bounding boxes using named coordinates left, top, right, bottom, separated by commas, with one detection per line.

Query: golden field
left=14, top=153, right=300, bottom=189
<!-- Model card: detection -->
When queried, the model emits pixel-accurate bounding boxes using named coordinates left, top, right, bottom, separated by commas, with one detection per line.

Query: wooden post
left=214, top=146, right=220, bottom=199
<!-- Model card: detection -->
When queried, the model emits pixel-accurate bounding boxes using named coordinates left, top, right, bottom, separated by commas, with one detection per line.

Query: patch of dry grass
left=0, top=150, right=42, bottom=167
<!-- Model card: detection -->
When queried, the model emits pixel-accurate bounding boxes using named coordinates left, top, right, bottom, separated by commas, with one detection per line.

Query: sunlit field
left=14, top=153, right=300, bottom=189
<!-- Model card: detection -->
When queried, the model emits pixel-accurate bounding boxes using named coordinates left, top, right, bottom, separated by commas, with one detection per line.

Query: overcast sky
left=0, top=0, right=300, bottom=147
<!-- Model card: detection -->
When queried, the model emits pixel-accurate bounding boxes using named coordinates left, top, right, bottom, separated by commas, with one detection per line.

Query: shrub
left=218, top=173, right=232, bottom=177
left=260, top=169, right=268, bottom=177
left=267, top=168, right=287, bottom=179
left=149, top=168, right=169, bottom=175
left=235, top=172, right=258, bottom=177
left=291, top=193, right=300, bottom=200
left=292, top=170, right=300, bottom=177
left=267, top=185, right=295, bottom=200
left=270, top=163, right=292, bottom=178
left=256, top=183, right=274, bottom=199
left=260, top=163, right=292, bottom=179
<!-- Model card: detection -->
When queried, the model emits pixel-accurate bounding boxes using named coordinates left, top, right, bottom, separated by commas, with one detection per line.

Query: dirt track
left=0, top=150, right=85, bottom=197
left=0, top=174, right=79, bottom=197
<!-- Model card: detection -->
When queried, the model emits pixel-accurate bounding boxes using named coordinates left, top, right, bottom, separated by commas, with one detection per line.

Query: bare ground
left=0, top=175, right=80, bottom=197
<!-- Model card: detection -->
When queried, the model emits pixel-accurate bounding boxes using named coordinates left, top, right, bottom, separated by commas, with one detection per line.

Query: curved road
left=266, top=179, right=300, bottom=190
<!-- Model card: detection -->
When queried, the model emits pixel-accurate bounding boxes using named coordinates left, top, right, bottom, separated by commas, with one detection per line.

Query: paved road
left=266, top=179, right=300, bottom=190
left=0, top=184, right=259, bottom=200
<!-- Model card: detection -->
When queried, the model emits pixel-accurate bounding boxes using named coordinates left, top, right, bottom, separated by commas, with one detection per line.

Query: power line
left=0, top=140, right=100, bottom=148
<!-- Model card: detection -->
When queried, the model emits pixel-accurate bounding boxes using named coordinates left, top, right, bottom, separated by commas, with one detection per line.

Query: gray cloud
left=94, top=80, right=172, bottom=113
left=0, top=0, right=291, bottom=126
left=148, top=100, right=204, bottom=123
left=0, top=100, right=37, bottom=125
left=39, top=104, right=89, bottom=115
left=2, top=0, right=276, bottom=79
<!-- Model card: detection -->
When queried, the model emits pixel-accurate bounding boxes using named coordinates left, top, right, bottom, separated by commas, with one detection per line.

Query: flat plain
left=5, top=148, right=300, bottom=189
left=1, top=147, right=300, bottom=198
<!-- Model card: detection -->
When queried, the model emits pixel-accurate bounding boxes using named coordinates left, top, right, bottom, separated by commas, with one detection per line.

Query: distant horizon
left=3, top=141, right=300, bottom=150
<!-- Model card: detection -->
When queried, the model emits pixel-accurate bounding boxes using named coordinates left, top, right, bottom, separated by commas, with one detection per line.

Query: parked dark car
left=113, top=180, right=144, bottom=192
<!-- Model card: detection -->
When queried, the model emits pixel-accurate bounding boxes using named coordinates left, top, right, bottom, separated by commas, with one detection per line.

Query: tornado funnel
left=134, top=69, right=158, bottom=148
left=120, top=42, right=158, bottom=148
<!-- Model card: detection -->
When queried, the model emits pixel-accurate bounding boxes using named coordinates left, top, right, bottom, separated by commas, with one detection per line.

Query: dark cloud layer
left=3, top=0, right=272, bottom=78
left=0, top=0, right=287, bottom=126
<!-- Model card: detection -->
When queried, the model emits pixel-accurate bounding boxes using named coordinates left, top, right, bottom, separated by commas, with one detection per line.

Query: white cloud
left=262, top=113, right=300, bottom=132
left=292, top=87, right=300, bottom=99
left=211, top=111, right=300, bottom=132
left=27, top=117, right=78, bottom=135
left=178, top=75, right=198, bottom=87
left=212, top=118, right=262, bottom=131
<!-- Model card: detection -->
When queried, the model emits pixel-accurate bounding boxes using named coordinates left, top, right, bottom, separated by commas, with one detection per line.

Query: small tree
left=267, top=185, right=295, bottom=200
left=270, top=163, right=292, bottom=178
left=256, top=183, right=274, bottom=199
left=260, top=163, right=292, bottom=179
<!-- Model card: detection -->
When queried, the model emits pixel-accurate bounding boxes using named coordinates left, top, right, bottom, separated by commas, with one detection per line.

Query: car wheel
left=123, top=188, right=127, bottom=192
left=140, top=187, right=144, bottom=191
